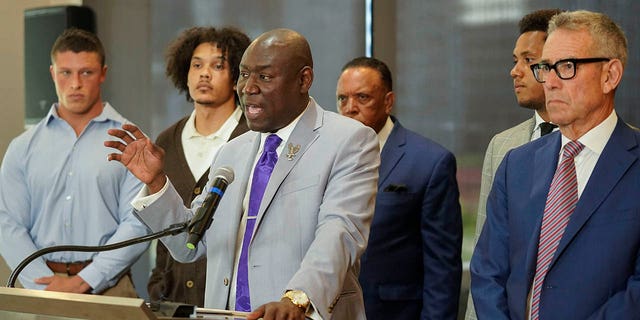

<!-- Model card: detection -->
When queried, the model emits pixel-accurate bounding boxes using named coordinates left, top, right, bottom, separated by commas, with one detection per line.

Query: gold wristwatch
left=282, top=290, right=310, bottom=311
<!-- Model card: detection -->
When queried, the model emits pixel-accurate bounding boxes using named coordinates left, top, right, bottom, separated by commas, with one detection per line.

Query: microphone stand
left=6, top=222, right=189, bottom=288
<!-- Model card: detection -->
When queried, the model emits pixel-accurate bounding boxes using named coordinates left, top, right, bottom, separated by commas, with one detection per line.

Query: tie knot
left=264, top=134, right=282, bottom=153
left=539, top=122, right=558, bottom=136
left=563, top=140, right=584, bottom=159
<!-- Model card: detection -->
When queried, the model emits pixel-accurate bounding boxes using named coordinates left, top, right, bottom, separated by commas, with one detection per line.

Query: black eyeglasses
left=530, top=57, right=610, bottom=83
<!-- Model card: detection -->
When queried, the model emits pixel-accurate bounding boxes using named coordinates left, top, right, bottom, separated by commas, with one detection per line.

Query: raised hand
left=104, top=124, right=167, bottom=193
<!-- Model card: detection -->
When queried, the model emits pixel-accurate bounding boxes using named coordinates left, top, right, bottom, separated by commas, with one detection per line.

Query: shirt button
left=66, top=195, right=71, bottom=200
left=223, top=278, right=229, bottom=286
left=194, top=187, right=201, bottom=195
left=186, top=280, right=194, bottom=288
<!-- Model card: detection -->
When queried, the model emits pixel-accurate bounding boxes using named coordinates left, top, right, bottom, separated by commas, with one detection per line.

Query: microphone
left=186, top=166, right=234, bottom=249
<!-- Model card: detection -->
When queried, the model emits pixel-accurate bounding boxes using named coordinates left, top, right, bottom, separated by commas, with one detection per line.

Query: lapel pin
left=286, top=143, right=300, bottom=161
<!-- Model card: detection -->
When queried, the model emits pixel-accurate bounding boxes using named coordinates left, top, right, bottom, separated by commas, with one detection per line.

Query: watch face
left=287, top=290, right=309, bottom=308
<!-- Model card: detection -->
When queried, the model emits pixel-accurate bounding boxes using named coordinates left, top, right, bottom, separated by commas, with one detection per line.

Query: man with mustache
left=337, top=56, right=462, bottom=320
left=147, top=26, right=250, bottom=307
left=106, top=28, right=379, bottom=320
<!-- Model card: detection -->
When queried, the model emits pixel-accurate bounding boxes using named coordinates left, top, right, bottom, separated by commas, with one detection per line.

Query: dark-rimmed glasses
left=530, top=58, right=610, bottom=83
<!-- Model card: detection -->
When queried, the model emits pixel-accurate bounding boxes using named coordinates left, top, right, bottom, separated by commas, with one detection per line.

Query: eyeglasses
left=530, top=58, right=610, bottom=83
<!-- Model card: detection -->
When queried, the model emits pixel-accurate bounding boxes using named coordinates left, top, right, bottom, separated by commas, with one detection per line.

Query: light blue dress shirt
left=0, top=103, right=149, bottom=293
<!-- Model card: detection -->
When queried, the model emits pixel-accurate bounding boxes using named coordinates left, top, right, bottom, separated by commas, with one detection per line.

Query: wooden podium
left=0, top=287, right=156, bottom=319
left=0, top=287, right=248, bottom=319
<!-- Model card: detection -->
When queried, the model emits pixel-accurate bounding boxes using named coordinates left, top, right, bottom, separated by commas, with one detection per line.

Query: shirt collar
left=183, top=110, right=199, bottom=138
left=377, top=116, right=394, bottom=152
left=258, top=100, right=308, bottom=153
left=533, top=111, right=547, bottom=128
left=45, top=102, right=123, bottom=125
left=561, top=109, right=617, bottom=156
left=184, top=106, right=242, bottom=139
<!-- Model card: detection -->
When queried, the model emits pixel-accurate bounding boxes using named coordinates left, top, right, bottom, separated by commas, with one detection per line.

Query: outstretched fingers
left=103, top=124, right=166, bottom=187
left=107, top=128, right=135, bottom=145
left=104, top=124, right=149, bottom=162
left=122, top=123, right=148, bottom=140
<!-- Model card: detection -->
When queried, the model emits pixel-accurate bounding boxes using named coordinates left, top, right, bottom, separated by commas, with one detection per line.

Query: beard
left=518, top=97, right=545, bottom=111
left=194, top=98, right=217, bottom=106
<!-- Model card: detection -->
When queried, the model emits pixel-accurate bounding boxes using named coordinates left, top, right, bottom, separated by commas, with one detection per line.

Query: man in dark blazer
left=147, top=26, right=250, bottom=306
left=337, top=57, right=462, bottom=319
left=465, top=9, right=562, bottom=319
left=471, top=10, right=640, bottom=319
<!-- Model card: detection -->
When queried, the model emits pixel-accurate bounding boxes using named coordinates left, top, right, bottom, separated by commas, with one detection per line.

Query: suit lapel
left=200, top=116, right=250, bottom=202
left=511, top=117, right=536, bottom=146
left=230, top=114, right=250, bottom=140
left=550, top=120, right=638, bottom=268
left=492, top=117, right=535, bottom=173
left=254, top=102, right=321, bottom=228
left=523, top=134, right=562, bottom=277
left=229, top=133, right=261, bottom=222
left=379, top=119, right=405, bottom=187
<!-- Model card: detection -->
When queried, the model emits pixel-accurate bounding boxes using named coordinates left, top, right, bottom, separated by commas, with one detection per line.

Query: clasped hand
left=35, top=274, right=91, bottom=294
left=104, top=124, right=167, bottom=193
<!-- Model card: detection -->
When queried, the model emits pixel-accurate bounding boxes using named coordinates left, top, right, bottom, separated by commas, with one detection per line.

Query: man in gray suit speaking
left=105, top=28, right=379, bottom=320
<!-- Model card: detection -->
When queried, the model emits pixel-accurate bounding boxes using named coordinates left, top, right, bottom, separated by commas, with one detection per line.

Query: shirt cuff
left=130, top=177, right=169, bottom=211
left=306, top=303, right=322, bottom=320
left=77, top=264, right=108, bottom=293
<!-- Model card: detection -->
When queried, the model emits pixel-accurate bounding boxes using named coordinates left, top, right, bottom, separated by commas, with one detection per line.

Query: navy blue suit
left=360, top=117, right=462, bottom=320
left=471, top=118, right=640, bottom=319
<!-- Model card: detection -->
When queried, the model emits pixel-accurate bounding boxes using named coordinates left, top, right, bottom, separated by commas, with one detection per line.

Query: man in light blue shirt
left=0, top=28, right=148, bottom=296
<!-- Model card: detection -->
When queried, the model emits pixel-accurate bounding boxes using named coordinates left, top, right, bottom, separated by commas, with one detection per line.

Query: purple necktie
left=235, top=134, right=282, bottom=312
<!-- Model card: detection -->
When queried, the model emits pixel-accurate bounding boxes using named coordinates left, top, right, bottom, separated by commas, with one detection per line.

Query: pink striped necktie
left=530, top=140, right=584, bottom=319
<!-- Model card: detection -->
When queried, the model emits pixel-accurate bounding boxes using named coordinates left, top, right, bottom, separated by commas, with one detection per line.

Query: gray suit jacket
left=465, top=116, right=534, bottom=320
left=137, top=99, right=380, bottom=319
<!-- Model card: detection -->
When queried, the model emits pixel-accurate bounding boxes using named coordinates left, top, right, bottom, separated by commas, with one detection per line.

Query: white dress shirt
left=182, top=107, right=242, bottom=179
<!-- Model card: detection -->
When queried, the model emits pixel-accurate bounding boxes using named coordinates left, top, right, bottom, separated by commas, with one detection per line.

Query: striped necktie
left=530, top=140, right=584, bottom=319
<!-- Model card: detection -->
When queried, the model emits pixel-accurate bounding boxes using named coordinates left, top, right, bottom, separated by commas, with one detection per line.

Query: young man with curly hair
left=147, top=26, right=250, bottom=306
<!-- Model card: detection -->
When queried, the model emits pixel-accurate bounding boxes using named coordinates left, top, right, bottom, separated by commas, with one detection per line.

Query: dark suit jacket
left=470, top=118, right=640, bottom=319
left=360, top=117, right=463, bottom=319
left=147, top=113, right=248, bottom=306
